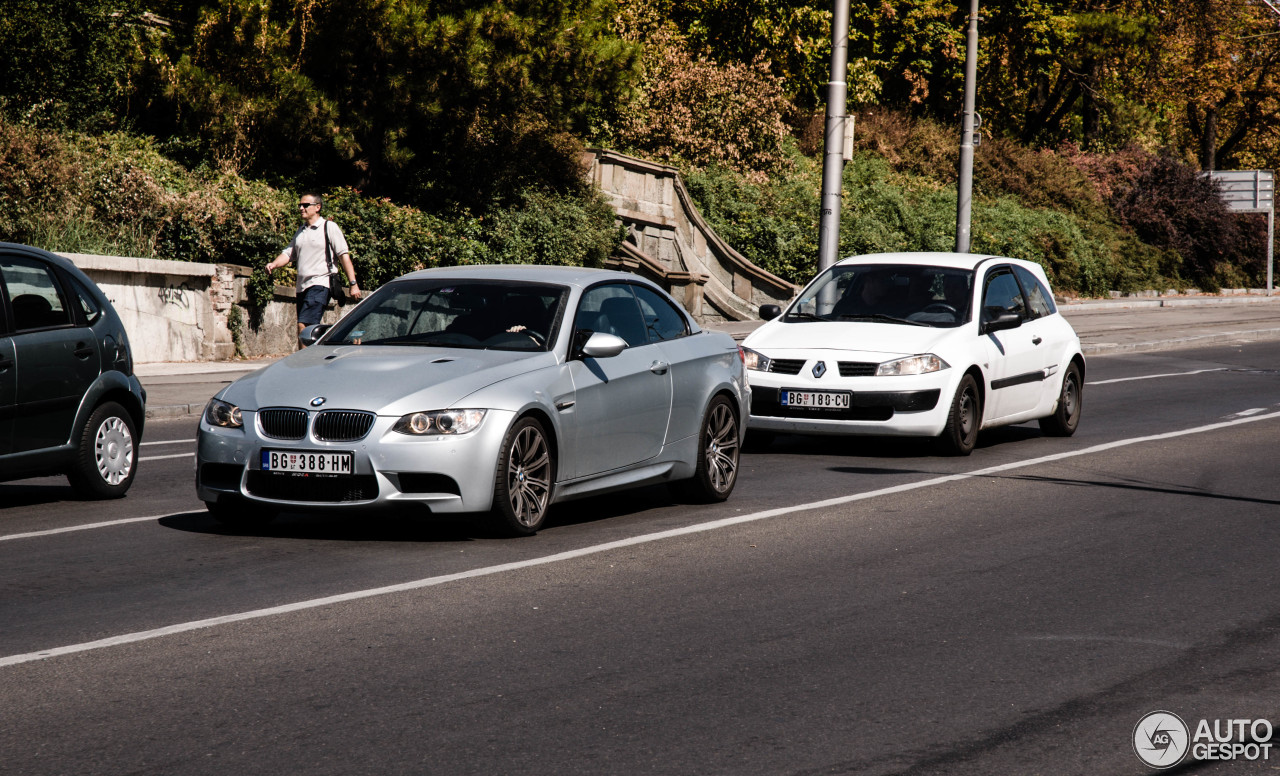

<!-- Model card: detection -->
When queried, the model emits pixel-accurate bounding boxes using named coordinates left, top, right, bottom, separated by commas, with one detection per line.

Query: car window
left=632, top=285, right=688, bottom=343
left=66, top=274, right=103, bottom=325
left=1013, top=265, right=1056, bottom=319
left=982, top=268, right=1026, bottom=323
left=0, top=257, right=72, bottom=331
left=790, top=264, right=973, bottom=327
left=325, top=280, right=566, bottom=351
left=577, top=284, right=648, bottom=347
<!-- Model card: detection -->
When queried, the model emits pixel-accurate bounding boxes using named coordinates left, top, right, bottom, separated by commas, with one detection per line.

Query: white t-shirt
left=287, top=220, right=351, bottom=292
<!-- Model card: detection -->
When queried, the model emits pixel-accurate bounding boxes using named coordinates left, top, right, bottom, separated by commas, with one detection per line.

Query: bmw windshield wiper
left=837, top=313, right=931, bottom=327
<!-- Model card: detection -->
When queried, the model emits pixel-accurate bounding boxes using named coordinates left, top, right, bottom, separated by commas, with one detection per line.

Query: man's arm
left=266, top=249, right=291, bottom=274
left=338, top=252, right=362, bottom=299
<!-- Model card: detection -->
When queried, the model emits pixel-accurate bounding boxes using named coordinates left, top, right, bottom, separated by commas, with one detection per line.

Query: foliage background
left=0, top=0, right=1275, bottom=302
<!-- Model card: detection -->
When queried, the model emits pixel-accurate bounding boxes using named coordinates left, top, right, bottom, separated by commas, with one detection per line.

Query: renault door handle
left=1031, top=336, right=1043, bottom=346
left=649, top=360, right=669, bottom=375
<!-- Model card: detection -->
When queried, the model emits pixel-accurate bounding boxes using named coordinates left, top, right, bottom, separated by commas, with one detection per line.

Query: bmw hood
left=743, top=320, right=958, bottom=360
left=217, top=345, right=558, bottom=414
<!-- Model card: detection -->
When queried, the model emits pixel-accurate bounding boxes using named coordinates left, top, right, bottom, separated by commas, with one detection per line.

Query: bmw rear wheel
left=490, top=416, right=554, bottom=536
left=674, top=395, right=740, bottom=502
left=67, top=402, right=138, bottom=499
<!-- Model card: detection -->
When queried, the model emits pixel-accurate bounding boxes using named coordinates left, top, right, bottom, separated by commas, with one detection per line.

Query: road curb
left=1080, top=326, right=1280, bottom=356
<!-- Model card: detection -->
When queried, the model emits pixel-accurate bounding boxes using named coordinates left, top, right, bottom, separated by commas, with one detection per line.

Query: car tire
left=67, top=401, right=138, bottom=499
left=673, top=395, right=741, bottom=503
left=489, top=416, right=555, bottom=537
left=205, top=497, right=277, bottom=528
left=938, top=374, right=981, bottom=456
left=1038, top=361, right=1083, bottom=437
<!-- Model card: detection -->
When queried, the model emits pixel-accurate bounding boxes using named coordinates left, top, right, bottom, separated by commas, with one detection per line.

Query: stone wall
left=587, top=149, right=799, bottom=322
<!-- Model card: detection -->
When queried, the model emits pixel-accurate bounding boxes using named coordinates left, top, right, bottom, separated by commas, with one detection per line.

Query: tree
left=0, top=0, right=142, bottom=127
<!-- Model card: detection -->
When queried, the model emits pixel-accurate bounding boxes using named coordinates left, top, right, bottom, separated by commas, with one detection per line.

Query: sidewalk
left=137, top=294, right=1280, bottom=420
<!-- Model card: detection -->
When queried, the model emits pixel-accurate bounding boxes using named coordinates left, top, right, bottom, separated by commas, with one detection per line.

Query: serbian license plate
left=781, top=390, right=851, bottom=409
left=261, top=450, right=354, bottom=475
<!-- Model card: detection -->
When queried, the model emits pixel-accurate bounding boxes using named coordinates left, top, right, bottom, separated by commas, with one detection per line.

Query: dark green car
left=0, top=243, right=146, bottom=498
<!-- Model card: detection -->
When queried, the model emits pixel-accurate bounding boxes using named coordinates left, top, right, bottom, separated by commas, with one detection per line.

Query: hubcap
left=704, top=404, right=739, bottom=493
left=95, top=417, right=134, bottom=485
left=508, top=426, right=551, bottom=528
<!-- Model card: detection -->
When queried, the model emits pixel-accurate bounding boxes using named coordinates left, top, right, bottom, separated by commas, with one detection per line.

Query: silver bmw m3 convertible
left=196, top=265, right=748, bottom=535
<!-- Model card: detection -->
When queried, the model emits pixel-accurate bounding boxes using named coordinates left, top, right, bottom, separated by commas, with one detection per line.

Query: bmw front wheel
left=490, top=416, right=555, bottom=536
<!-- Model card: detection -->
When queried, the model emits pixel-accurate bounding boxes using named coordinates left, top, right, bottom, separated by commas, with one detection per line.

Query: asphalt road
left=2, top=341, right=1279, bottom=775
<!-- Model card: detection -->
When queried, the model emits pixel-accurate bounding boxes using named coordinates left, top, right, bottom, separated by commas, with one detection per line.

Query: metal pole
left=817, top=0, right=851, bottom=273
left=1259, top=208, right=1269, bottom=297
left=955, top=0, right=979, bottom=253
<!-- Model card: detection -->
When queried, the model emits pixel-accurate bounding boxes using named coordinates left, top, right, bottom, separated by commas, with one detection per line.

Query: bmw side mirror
left=299, top=323, right=332, bottom=346
left=759, top=304, right=782, bottom=321
left=982, top=313, right=1022, bottom=335
left=580, top=331, right=628, bottom=359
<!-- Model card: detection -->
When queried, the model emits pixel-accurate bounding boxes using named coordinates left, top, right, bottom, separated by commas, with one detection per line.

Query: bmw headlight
left=741, top=347, right=772, bottom=372
left=875, top=354, right=950, bottom=376
left=393, top=409, right=487, bottom=436
left=204, top=397, right=243, bottom=428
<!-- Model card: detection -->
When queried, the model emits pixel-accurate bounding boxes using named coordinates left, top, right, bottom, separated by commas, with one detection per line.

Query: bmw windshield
left=787, top=264, right=974, bottom=327
left=324, top=279, right=568, bottom=351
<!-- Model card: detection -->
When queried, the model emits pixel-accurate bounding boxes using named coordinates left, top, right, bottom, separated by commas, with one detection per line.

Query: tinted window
left=1, top=257, right=71, bottom=331
left=67, top=275, right=103, bottom=325
left=577, top=284, right=648, bottom=347
left=632, top=285, right=689, bottom=342
left=982, top=269, right=1026, bottom=322
left=1013, top=265, right=1056, bottom=319
left=325, top=280, right=566, bottom=351
left=790, top=264, right=974, bottom=327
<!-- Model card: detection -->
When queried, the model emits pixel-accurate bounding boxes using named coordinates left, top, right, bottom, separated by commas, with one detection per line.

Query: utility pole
left=955, top=0, right=980, bottom=253
left=817, top=0, right=852, bottom=273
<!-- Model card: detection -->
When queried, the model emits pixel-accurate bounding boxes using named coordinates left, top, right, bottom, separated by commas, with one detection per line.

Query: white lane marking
left=0, top=513, right=188, bottom=543
left=3, top=409, right=1279, bottom=668
left=1232, top=408, right=1270, bottom=417
left=1088, top=368, right=1227, bottom=386
left=141, top=439, right=196, bottom=446
left=139, top=453, right=195, bottom=462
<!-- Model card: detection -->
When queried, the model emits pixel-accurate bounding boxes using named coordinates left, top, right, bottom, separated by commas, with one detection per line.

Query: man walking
left=266, top=192, right=362, bottom=346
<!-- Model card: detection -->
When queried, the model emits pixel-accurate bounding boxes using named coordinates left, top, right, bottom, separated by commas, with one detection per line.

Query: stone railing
left=586, top=149, right=798, bottom=322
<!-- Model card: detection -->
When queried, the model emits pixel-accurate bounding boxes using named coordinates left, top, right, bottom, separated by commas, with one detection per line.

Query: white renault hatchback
left=741, top=252, right=1084, bottom=455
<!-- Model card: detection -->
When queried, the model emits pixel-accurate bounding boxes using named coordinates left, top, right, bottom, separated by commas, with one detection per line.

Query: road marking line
left=139, top=453, right=195, bottom=462
left=1088, top=368, right=1227, bottom=386
left=3, top=409, right=1279, bottom=668
left=1232, top=408, right=1269, bottom=417
left=0, top=513, right=188, bottom=543
left=141, top=439, right=195, bottom=446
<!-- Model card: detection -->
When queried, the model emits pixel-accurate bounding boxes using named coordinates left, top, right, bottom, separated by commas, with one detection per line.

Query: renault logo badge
left=812, top=361, right=827, bottom=378
left=310, top=397, right=327, bottom=407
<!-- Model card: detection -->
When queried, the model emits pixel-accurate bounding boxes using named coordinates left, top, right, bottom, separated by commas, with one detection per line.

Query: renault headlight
left=741, top=347, right=772, bottom=372
left=204, top=397, right=243, bottom=428
left=875, top=354, right=949, bottom=376
left=393, top=409, right=487, bottom=436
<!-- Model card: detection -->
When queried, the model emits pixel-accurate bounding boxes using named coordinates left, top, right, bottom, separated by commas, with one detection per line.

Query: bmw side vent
left=768, top=359, right=805, bottom=375
left=314, top=410, right=376, bottom=442
left=259, top=408, right=309, bottom=439
left=838, top=362, right=878, bottom=377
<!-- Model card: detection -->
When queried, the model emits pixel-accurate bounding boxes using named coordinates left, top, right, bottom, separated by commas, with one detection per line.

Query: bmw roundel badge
left=310, top=396, right=327, bottom=407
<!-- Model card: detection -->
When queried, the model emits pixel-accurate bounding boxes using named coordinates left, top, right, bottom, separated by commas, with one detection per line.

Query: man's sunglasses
left=298, top=202, right=319, bottom=209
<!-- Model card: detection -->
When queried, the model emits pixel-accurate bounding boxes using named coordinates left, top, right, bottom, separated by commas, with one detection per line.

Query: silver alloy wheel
left=507, top=424, right=551, bottom=528
left=704, top=401, right=739, bottom=494
left=94, top=416, right=134, bottom=485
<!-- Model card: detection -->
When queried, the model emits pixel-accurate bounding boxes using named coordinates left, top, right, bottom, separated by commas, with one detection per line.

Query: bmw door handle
left=649, top=360, right=669, bottom=375
left=74, top=342, right=95, bottom=359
